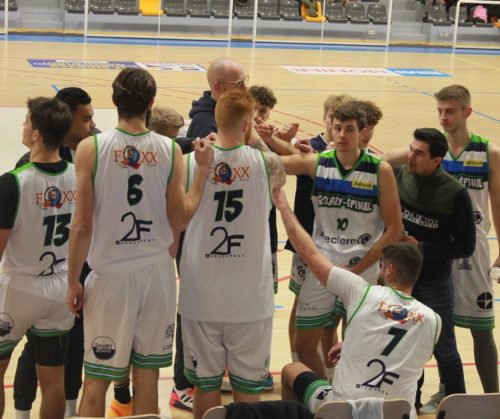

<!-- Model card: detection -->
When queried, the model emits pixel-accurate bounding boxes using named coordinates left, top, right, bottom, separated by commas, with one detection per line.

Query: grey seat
left=0, top=0, right=18, bottom=10
left=367, top=3, right=387, bottom=24
left=234, top=0, right=255, bottom=19
left=211, top=0, right=230, bottom=17
left=187, top=0, right=211, bottom=17
left=65, top=0, right=85, bottom=12
left=345, top=2, right=369, bottom=23
left=448, top=6, right=472, bottom=27
left=162, top=0, right=188, bottom=16
left=90, top=0, right=115, bottom=14
left=259, top=0, right=280, bottom=20
left=427, top=5, right=451, bottom=26
left=279, top=0, right=302, bottom=21
left=115, top=0, right=139, bottom=14
left=325, top=1, right=347, bottom=22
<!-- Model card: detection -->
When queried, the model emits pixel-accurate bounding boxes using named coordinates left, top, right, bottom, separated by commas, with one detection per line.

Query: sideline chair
left=436, top=393, right=500, bottom=419
left=314, top=399, right=411, bottom=419
left=203, top=405, right=227, bottom=419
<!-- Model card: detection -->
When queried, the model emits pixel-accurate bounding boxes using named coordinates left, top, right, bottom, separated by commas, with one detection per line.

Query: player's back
left=88, top=129, right=174, bottom=274
left=179, top=144, right=273, bottom=323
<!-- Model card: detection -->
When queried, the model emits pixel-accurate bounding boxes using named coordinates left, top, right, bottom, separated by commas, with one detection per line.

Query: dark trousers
left=412, top=279, right=466, bottom=407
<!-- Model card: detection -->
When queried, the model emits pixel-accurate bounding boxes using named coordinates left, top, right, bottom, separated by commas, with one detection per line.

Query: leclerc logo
left=92, top=337, right=116, bottom=360
left=387, top=68, right=450, bottom=77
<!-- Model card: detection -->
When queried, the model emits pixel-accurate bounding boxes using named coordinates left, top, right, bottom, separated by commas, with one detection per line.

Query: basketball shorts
left=182, top=316, right=273, bottom=394
left=83, top=258, right=176, bottom=381
left=0, top=271, right=73, bottom=357
left=452, top=235, right=495, bottom=331
left=295, top=261, right=378, bottom=330
left=289, top=253, right=307, bottom=295
left=294, top=370, right=333, bottom=413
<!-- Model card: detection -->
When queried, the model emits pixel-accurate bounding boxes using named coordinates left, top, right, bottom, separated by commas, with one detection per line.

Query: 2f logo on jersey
left=35, top=186, right=76, bottom=209
left=210, top=162, right=250, bottom=185
left=114, top=145, right=159, bottom=169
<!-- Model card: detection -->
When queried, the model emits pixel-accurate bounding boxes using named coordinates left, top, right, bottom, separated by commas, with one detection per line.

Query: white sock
left=291, top=351, right=299, bottom=362
left=65, top=399, right=78, bottom=418
left=325, top=367, right=336, bottom=382
left=15, top=410, right=30, bottom=419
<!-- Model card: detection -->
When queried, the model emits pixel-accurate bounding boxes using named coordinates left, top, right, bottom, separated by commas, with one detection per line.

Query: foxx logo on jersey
left=210, top=162, right=250, bottom=185
left=378, top=301, right=424, bottom=325
left=114, top=145, right=159, bottom=169
left=36, top=186, right=76, bottom=209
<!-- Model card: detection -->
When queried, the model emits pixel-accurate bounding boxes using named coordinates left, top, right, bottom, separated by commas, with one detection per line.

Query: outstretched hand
left=272, top=188, right=289, bottom=211
left=328, top=341, right=343, bottom=365
left=194, top=137, right=214, bottom=168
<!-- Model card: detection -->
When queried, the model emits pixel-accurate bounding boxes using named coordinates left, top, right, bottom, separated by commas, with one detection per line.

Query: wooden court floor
left=0, top=37, right=499, bottom=418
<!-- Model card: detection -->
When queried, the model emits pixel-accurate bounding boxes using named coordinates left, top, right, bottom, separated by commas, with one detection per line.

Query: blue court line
left=1, top=34, right=500, bottom=56
left=51, top=84, right=59, bottom=92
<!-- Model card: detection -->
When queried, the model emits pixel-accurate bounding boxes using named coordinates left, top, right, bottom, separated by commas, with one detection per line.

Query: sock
left=325, top=367, right=335, bottom=382
left=291, top=351, right=299, bottom=362
left=15, top=410, right=30, bottom=419
left=64, top=399, right=77, bottom=418
left=114, top=380, right=131, bottom=404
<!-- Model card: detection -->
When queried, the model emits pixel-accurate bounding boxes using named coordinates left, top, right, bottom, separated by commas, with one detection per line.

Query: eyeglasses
left=219, top=75, right=249, bottom=88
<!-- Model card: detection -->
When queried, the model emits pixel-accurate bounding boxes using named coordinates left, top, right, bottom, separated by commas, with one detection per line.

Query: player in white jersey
left=280, top=102, right=403, bottom=378
left=65, top=68, right=213, bottom=417
left=273, top=189, right=441, bottom=419
left=0, top=97, right=74, bottom=419
left=178, top=89, right=286, bottom=419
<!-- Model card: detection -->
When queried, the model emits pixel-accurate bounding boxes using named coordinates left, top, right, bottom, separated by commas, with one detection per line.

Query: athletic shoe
left=419, top=384, right=445, bottom=415
left=263, top=373, right=274, bottom=390
left=107, top=399, right=133, bottom=417
left=169, top=385, right=194, bottom=412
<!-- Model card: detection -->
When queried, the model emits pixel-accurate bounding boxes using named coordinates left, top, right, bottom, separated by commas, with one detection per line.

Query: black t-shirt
left=0, top=161, right=68, bottom=229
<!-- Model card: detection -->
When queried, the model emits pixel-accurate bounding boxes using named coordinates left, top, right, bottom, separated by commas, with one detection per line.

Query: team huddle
left=0, top=57, right=498, bottom=419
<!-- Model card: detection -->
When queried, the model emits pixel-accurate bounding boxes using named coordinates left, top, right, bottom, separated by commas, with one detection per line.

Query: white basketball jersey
left=312, top=150, right=385, bottom=282
left=87, top=129, right=174, bottom=274
left=327, top=268, right=441, bottom=405
left=0, top=162, right=76, bottom=276
left=179, top=144, right=273, bottom=323
left=442, top=134, right=490, bottom=238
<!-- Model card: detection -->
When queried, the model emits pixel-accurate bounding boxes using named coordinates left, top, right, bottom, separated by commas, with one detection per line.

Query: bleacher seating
left=345, top=2, right=369, bottom=23
left=65, top=0, right=85, bottom=13
left=325, top=1, right=347, bottom=23
left=258, top=0, right=280, bottom=20
left=140, top=0, right=163, bottom=15
left=470, top=6, right=493, bottom=27
left=367, top=3, right=387, bottom=24
left=211, top=0, right=230, bottom=18
left=90, top=0, right=115, bottom=14
left=162, top=0, right=188, bottom=16
left=0, top=0, right=18, bottom=10
left=234, top=0, right=255, bottom=19
left=448, top=5, right=472, bottom=27
left=116, top=0, right=140, bottom=14
left=427, top=5, right=451, bottom=26
left=187, top=0, right=211, bottom=17
left=280, top=0, right=302, bottom=21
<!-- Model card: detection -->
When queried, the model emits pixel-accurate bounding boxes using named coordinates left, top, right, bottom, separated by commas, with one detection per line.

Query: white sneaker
left=419, top=384, right=445, bottom=415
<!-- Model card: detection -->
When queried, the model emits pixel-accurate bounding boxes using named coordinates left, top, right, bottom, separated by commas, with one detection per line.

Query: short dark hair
left=413, top=128, right=448, bottom=159
left=382, top=243, right=423, bottom=287
left=112, top=68, right=156, bottom=119
left=27, top=97, right=72, bottom=151
left=248, top=85, right=277, bottom=109
left=55, top=87, right=91, bottom=113
left=332, top=101, right=367, bottom=130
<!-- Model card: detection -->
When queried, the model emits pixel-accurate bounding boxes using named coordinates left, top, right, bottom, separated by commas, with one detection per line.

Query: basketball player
left=13, top=87, right=96, bottom=419
left=274, top=188, right=441, bottom=419
left=281, top=101, right=403, bottom=378
left=65, top=68, right=213, bottom=416
left=178, top=89, right=286, bottom=419
left=0, top=97, right=74, bottom=419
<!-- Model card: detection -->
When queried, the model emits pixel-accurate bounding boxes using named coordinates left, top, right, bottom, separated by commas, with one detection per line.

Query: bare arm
left=0, top=229, right=11, bottom=260
left=382, top=146, right=410, bottom=168
left=281, top=152, right=317, bottom=177
left=272, top=188, right=333, bottom=286
left=66, top=137, right=95, bottom=316
left=349, top=161, right=403, bottom=275
left=489, top=143, right=500, bottom=269
left=263, top=151, right=286, bottom=191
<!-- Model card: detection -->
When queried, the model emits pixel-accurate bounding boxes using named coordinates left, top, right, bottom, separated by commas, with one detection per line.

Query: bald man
left=187, top=57, right=248, bottom=138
